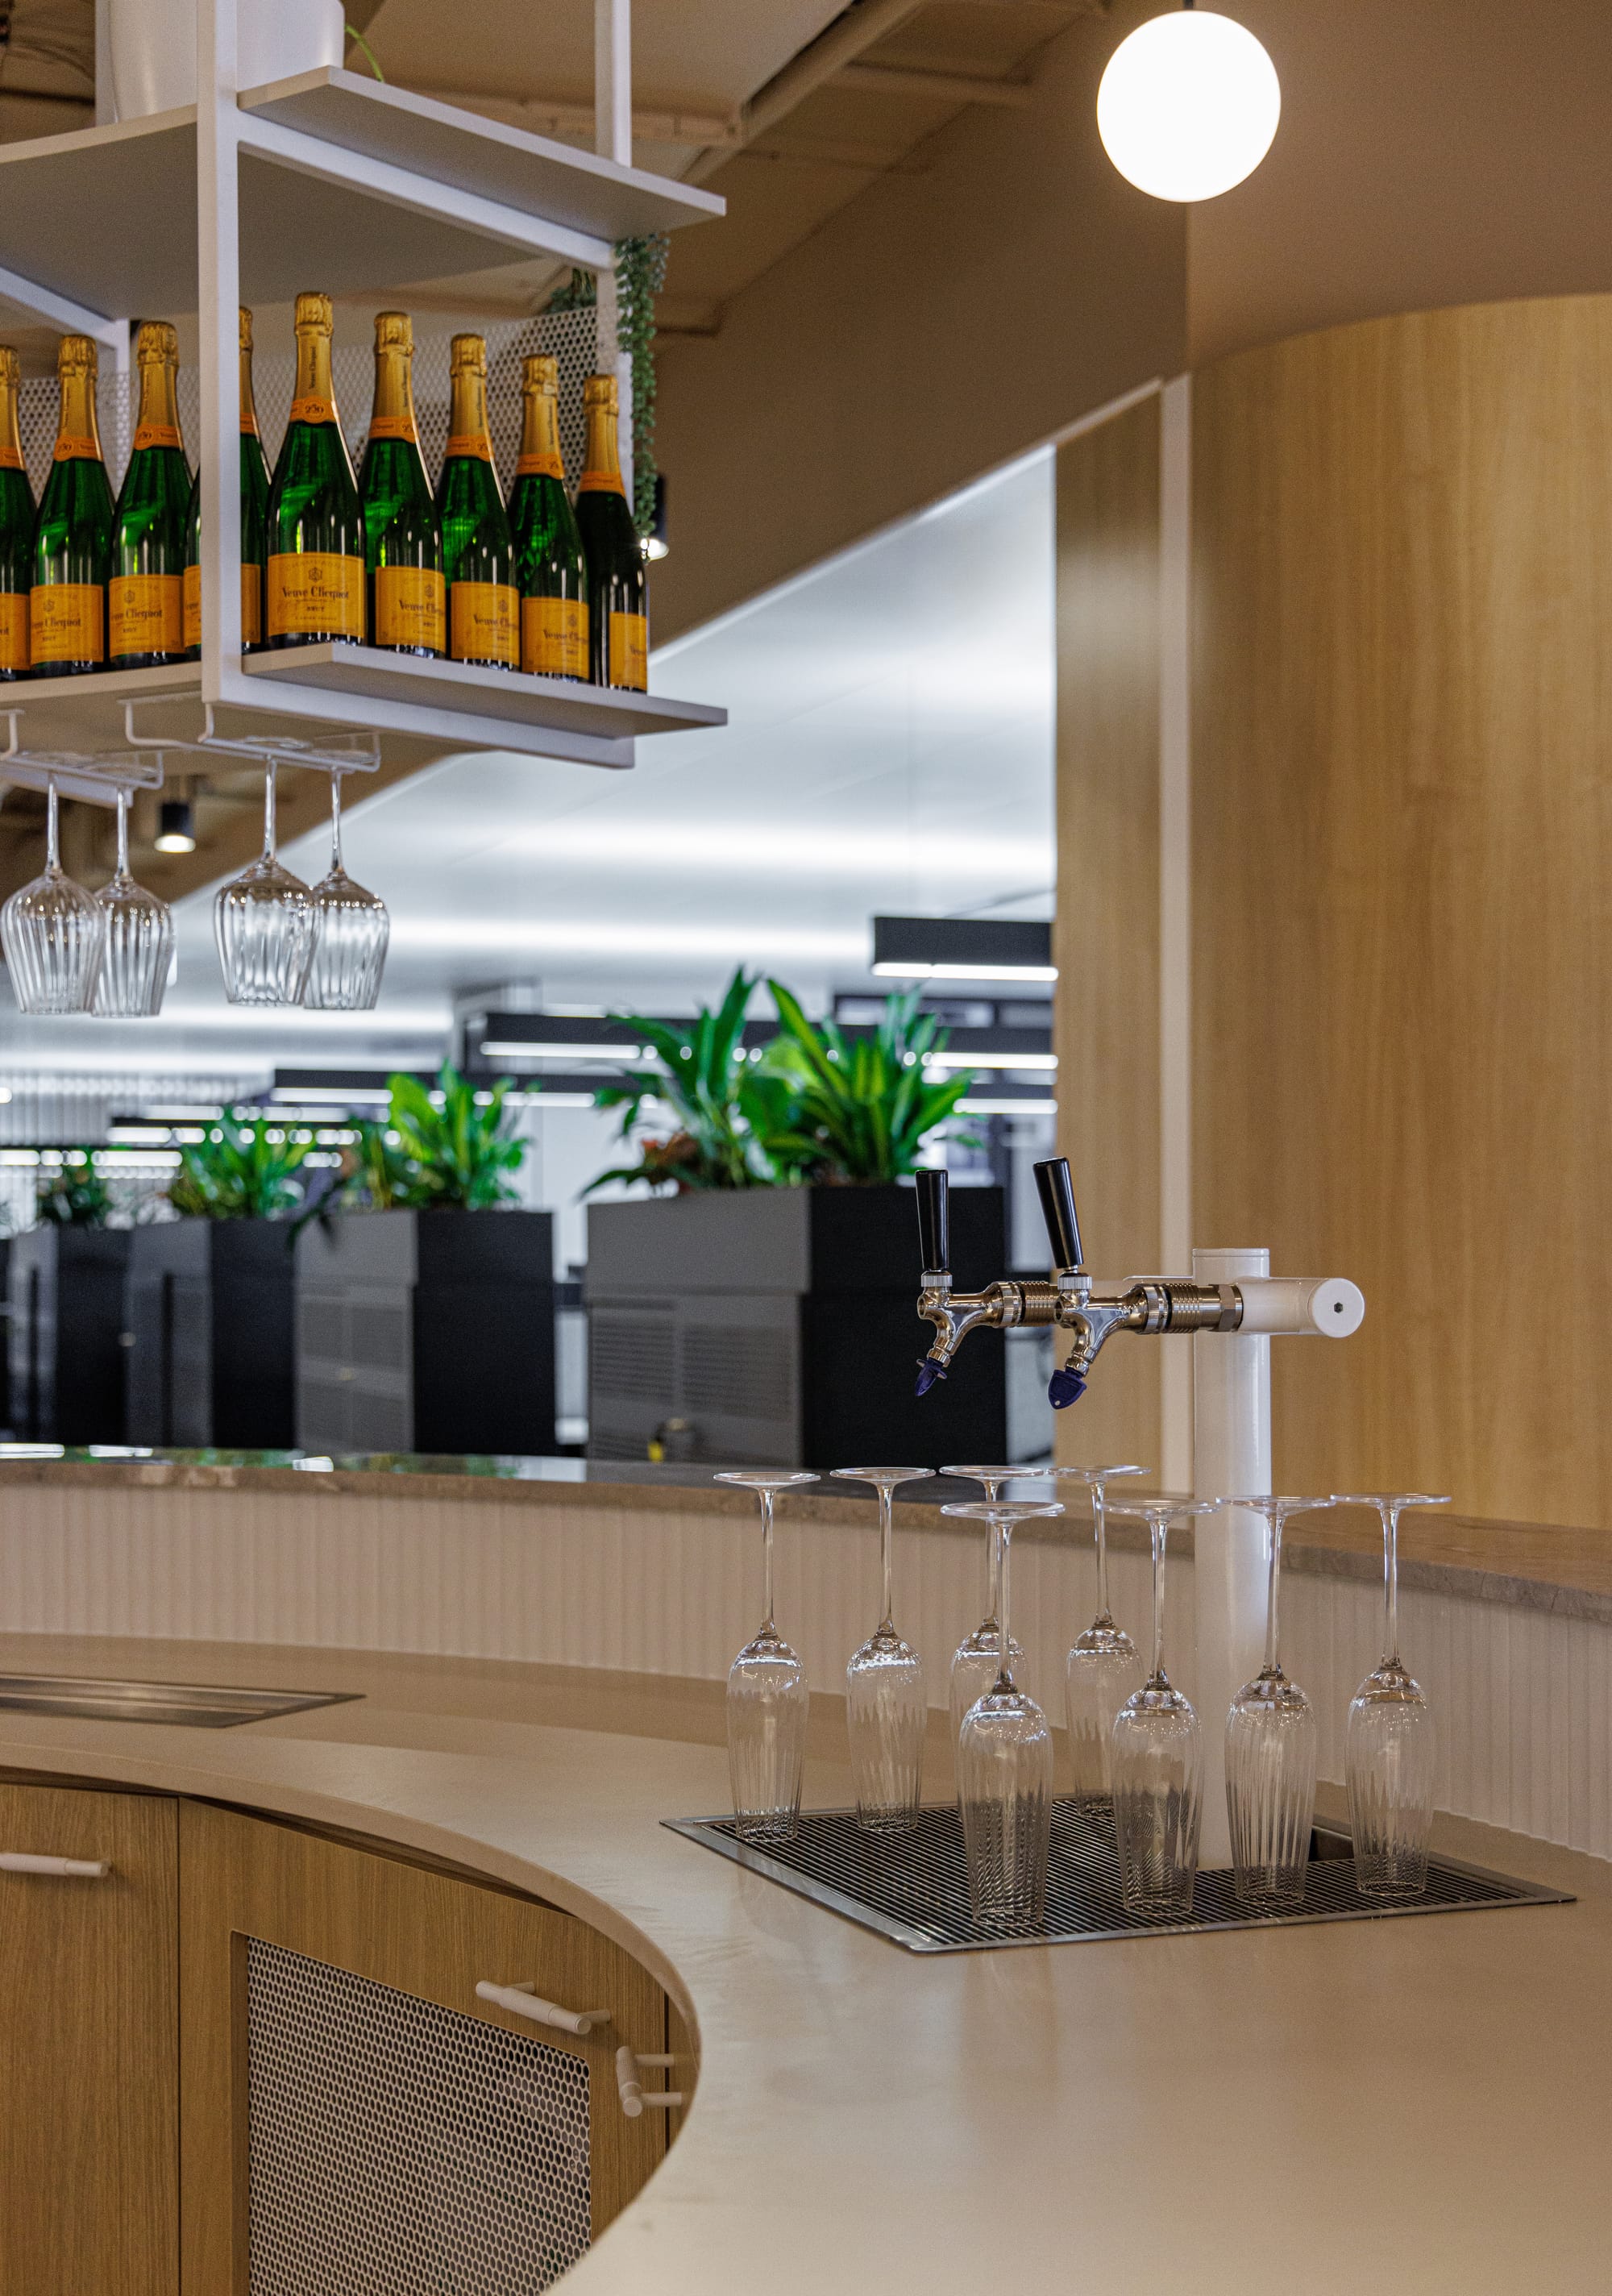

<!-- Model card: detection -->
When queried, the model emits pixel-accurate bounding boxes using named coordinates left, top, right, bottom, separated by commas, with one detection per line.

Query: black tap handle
left=916, top=1168, right=950, bottom=1275
left=1033, top=1158, right=1085, bottom=1270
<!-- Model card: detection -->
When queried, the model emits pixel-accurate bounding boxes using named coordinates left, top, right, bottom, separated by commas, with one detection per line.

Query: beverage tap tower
left=912, top=1159, right=1365, bottom=1868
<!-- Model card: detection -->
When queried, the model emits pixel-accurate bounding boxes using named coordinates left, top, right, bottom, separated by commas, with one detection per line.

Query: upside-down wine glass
left=942, top=1465, right=1030, bottom=1771
left=832, top=1466, right=934, bottom=1831
left=716, top=1470, right=818, bottom=1842
left=214, top=763, right=315, bottom=1006
left=92, top=787, right=174, bottom=1016
left=1032, top=1463, right=1148, bottom=1802
left=1108, top=1497, right=1219, bottom=1917
left=1218, top=1494, right=1336, bottom=1910
left=1333, top=1491, right=1450, bottom=1899
left=303, top=772, right=389, bottom=1011
left=2, top=777, right=106, bottom=1015
left=942, top=1499, right=1065, bottom=1931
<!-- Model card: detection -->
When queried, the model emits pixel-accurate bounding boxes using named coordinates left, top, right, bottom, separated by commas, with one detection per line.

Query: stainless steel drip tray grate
left=663, top=1801, right=1573, bottom=1952
left=0, top=1674, right=360, bottom=1728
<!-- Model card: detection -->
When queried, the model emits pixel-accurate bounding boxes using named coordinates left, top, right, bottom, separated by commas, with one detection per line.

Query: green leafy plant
left=168, top=1117, right=310, bottom=1220
left=37, top=1150, right=112, bottom=1227
left=341, top=1114, right=420, bottom=1211
left=758, top=982, right=977, bottom=1184
left=588, top=967, right=787, bottom=1192
left=384, top=1064, right=526, bottom=1210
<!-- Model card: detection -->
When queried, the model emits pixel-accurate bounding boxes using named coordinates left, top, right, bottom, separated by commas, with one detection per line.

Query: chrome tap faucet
left=914, top=1158, right=1239, bottom=1409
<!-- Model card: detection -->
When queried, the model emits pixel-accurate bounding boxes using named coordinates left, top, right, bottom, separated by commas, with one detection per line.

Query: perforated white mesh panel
left=15, top=306, right=599, bottom=500
left=246, top=1938, right=592, bottom=2296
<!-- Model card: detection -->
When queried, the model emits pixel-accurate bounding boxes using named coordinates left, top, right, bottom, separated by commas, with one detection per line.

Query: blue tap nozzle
left=1047, top=1365, right=1087, bottom=1410
left=915, top=1356, right=946, bottom=1398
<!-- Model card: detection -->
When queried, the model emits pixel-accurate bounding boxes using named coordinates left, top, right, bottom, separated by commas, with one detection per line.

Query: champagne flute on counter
left=943, top=1498, right=1064, bottom=1931
left=941, top=1465, right=1031, bottom=1771
left=1030, top=1462, right=1148, bottom=1802
left=1107, top=1497, right=1219, bottom=1917
left=831, top=1466, right=933, bottom=1832
left=716, top=1470, right=818, bottom=1843
left=1333, top=1491, right=1449, bottom=1899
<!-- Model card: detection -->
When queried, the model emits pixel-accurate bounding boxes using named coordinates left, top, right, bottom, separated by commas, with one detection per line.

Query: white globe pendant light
left=1097, top=6, right=1280, bottom=203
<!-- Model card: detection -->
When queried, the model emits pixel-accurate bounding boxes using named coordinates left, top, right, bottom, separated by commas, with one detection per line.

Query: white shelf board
left=240, top=69, right=725, bottom=244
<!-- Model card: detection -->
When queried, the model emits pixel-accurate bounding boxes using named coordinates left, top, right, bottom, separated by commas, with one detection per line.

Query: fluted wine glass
left=93, top=787, right=174, bottom=1017
left=1032, top=1462, right=1147, bottom=1801
left=1108, top=1497, right=1219, bottom=1917
left=942, top=1499, right=1064, bottom=1931
left=716, top=1470, right=818, bottom=1842
left=1217, top=1494, right=1336, bottom=1910
left=304, top=772, right=388, bottom=1010
left=833, top=1466, right=934, bottom=1831
left=942, top=1465, right=1030, bottom=1769
left=1333, top=1491, right=1450, bottom=1899
left=214, top=763, right=315, bottom=1005
left=2, top=778, right=105, bottom=1015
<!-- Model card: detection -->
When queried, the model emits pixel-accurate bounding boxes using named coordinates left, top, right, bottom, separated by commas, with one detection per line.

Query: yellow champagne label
left=577, top=468, right=626, bottom=496
left=132, top=420, right=182, bottom=452
left=0, top=442, right=23, bottom=473
left=183, top=564, right=201, bottom=650
left=445, top=433, right=494, bottom=463
left=521, top=595, right=588, bottom=680
left=183, top=564, right=261, bottom=649
left=608, top=609, right=648, bottom=692
left=451, top=581, right=518, bottom=665
left=268, top=553, right=365, bottom=640
left=376, top=564, right=445, bottom=651
left=367, top=413, right=418, bottom=443
left=0, top=593, right=27, bottom=672
left=288, top=394, right=336, bottom=426
left=110, top=572, right=184, bottom=657
left=241, top=412, right=260, bottom=435
left=30, top=582, right=103, bottom=663
left=53, top=434, right=99, bottom=462
left=515, top=448, right=564, bottom=480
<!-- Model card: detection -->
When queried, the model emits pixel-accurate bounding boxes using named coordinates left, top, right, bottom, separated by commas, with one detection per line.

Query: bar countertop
left=0, top=1632, right=1605, bottom=2294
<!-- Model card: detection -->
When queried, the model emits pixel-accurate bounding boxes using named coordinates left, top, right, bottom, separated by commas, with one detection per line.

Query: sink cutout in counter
left=0, top=1674, right=360, bottom=1728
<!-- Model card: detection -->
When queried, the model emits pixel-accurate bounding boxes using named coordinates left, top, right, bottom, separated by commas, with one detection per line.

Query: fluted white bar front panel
left=0, top=1484, right=1606, bottom=1859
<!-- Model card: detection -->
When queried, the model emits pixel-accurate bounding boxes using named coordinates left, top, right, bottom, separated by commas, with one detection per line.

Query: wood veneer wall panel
left=1053, top=393, right=1163, bottom=1470
left=1191, top=294, right=1612, bottom=1526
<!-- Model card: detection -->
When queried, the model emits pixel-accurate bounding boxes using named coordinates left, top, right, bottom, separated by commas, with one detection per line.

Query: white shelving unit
left=0, top=0, right=726, bottom=799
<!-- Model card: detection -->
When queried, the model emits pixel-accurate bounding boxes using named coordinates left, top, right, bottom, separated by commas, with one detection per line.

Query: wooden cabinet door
left=0, top=1782, right=178, bottom=2296
left=179, top=1801, right=673, bottom=2296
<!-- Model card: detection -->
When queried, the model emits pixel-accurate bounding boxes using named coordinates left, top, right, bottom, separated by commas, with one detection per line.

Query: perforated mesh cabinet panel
left=246, top=1939, right=591, bottom=2296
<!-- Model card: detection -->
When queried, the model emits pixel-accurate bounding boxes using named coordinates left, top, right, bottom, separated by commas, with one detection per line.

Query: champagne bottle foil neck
left=239, top=306, right=254, bottom=351
left=375, top=312, right=413, bottom=353
left=136, top=321, right=179, bottom=368
left=294, top=291, right=335, bottom=336
left=450, top=333, right=488, bottom=377
left=58, top=335, right=98, bottom=379
left=522, top=354, right=559, bottom=395
left=584, top=372, right=618, bottom=411
left=0, top=346, right=17, bottom=389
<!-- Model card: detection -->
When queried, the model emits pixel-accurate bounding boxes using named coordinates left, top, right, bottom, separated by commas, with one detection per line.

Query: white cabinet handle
left=0, top=1852, right=110, bottom=1878
left=616, top=2044, right=683, bottom=2118
left=475, top=1980, right=611, bottom=2036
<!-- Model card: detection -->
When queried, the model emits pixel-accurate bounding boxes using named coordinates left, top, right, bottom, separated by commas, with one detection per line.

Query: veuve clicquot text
left=110, top=320, right=190, bottom=669
left=265, top=291, right=365, bottom=647
left=510, top=353, right=587, bottom=681
left=438, top=333, right=517, bottom=670
left=575, top=373, right=646, bottom=692
left=184, top=306, right=271, bottom=659
left=0, top=345, right=35, bottom=681
left=359, top=311, right=444, bottom=657
left=31, top=333, right=114, bottom=677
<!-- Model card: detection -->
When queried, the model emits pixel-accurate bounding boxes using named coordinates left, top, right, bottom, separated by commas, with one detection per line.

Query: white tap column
left=1190, top=1246, right=1272, bottom=1870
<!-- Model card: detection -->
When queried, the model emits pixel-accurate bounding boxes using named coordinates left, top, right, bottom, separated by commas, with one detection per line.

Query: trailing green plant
left=168, top=1117, right=310, bottom=1220
left=545, top=232, right=670, bottom=539
left=588, top=967, right=789, bottom=1192
left=384, top=1064, right=526, bottom=1210
left=37, top=1149, right=112, bottom=1227
left=757, top=982, right=977, bottom=1184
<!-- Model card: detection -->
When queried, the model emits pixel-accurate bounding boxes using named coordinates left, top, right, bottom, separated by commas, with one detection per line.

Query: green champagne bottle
left=186, top=306, right=271, bottom=661
left=110, top=320, right=189, bottom=669
left=575, top=372, right=646, bottom=691
left=359, top=311, right=444, bottom=658
left=511, top=352, right=587, bottom=680
left=438, top=333, right=518, bottom=670
left=182, top=465, right=200, bottom=663
left=265, top=291, right=365, bottom=648
left=0, top=345, right=34, bottom=682
left=31, top=333, right=114, bottom=679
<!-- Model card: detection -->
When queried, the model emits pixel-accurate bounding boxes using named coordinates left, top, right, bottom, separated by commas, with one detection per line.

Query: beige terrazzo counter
left=0, top=1631, right=1607, bottom=2294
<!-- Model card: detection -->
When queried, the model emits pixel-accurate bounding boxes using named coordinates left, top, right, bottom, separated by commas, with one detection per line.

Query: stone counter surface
left=5, top=1448, right=1611, bottom=1624
left=0, top=1634, right=1606, bottom=2294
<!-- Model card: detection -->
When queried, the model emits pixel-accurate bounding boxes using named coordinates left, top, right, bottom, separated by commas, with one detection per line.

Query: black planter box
left=9, top=1225, right=131, bottom=1444
left=584, top=1183, right=1006, bottom=1470
left=295, top=1208, right=556, bottom=1456
left=126, top=1219, right=298, bottom=1449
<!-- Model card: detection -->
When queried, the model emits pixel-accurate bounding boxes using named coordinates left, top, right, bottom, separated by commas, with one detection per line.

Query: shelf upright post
left=197, top=0, right=243, bottom=707
left=593, top=0, right=633, bottom=510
